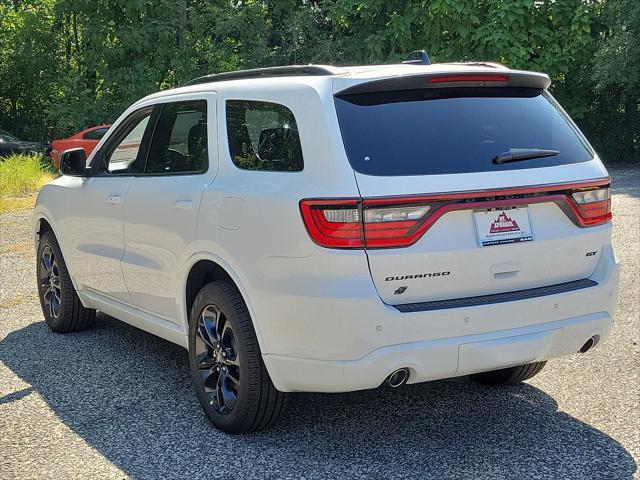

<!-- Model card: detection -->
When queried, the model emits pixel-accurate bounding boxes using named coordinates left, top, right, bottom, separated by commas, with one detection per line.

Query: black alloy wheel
left=39, top=245, right=62, bottom=319
left=36, top=230, right=95, bottom=332
left=188, top=281, right=287, bottom=433
left=194, top=304, right=241, bottom=414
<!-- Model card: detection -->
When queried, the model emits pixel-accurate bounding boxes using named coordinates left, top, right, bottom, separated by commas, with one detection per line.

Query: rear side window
left=226, top=100, right=303, bottom=172
left=146, top=100, right=208, bottom=174
left=334, top=88, right=593, bottom=176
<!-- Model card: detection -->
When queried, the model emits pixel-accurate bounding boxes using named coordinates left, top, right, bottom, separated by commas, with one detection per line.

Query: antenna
left=402, top=50, right=431, bottom=65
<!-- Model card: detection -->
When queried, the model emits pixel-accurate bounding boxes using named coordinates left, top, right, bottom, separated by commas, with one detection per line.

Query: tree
left=47, top=0, right=181, bottom=135
left=0, top=0, right=636, bottom=161
left=589, top=0, right=640, bottom=161
left=326, top=0, right=600, bottom=116
left=0, top=0, right=59, bottom=139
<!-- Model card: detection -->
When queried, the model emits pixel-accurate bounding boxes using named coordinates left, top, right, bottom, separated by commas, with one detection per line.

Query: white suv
left=34, top=60, right=620, bottom=434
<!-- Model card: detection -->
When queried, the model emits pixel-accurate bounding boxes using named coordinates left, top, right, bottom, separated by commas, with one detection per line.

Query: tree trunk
left=178, top=0, right=187, bottom=48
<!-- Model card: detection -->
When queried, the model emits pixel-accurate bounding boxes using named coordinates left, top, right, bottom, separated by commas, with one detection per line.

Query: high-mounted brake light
left=428, top=74, right=509, bottom=84
left=300, top=181, right=611, bottom=250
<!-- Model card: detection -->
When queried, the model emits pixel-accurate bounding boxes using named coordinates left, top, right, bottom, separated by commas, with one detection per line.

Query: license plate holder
left=473, top=206, right=534, bottom=247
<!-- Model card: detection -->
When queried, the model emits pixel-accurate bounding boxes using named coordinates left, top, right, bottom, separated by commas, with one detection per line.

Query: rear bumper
left=260, top=245, right=619, bottom=393
left=264, top=312, right=612, bottom=392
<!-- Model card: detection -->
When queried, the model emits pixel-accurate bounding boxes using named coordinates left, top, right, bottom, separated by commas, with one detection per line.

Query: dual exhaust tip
left=385, top=368, right=410, bottom=388
left=385, top=336, right=598, bottom=387
left=579, top=335, right=600, bottom=354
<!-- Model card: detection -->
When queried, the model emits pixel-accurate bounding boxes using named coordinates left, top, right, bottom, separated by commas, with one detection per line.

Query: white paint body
left=34, top=64, right=620, bottom=392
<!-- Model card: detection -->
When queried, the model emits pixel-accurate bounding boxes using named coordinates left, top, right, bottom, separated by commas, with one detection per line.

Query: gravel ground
left=1, top=167, right=638, bottom=480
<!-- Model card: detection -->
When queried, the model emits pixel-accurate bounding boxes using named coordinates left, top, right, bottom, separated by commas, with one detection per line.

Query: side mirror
left=60, top=148, right=90, bottom=177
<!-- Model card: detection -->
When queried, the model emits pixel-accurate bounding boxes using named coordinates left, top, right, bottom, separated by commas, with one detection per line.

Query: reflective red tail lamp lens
left=568, top=187, right=612, bottom=225
left=300, top=184, right=612, bottom=249
left=300, top=199, right=431, bottom=249
left=299, top=199, right=364, bottom=248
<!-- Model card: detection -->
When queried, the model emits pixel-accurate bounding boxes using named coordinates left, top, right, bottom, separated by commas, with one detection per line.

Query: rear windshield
left=334, top=87, right=593, bottom=176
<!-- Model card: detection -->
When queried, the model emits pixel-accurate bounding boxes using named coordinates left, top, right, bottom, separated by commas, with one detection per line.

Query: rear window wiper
left=492, top=148, right=560, bottom=165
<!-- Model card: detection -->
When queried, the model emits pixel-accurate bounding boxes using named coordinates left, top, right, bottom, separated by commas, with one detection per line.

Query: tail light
left=362, top=203, right=431, bottom=247
left=568, top=186, right=612, bottom=225
left=300, top=181, right=612, bottom=250
left=299, top=199, right=364, bottom=248
left=300, top=199, right=432, bottom=249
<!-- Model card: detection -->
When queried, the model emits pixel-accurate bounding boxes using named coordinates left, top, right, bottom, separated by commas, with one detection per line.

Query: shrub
left=0, top=154, right=56, bottom=197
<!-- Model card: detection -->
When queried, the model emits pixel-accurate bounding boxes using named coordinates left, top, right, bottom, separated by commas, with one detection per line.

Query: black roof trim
left=184, top=65, right=343, bottom=87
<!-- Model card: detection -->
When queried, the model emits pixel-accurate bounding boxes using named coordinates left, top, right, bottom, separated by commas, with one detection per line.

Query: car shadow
left=0, top=314, right=636, bottom=480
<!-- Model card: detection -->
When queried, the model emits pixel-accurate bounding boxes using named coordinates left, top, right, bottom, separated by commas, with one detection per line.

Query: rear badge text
left=385, top=272, right=451, bottom=282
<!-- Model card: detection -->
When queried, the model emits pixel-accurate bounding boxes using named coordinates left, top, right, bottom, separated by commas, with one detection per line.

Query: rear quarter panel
left=194, top=79, right=368, bottom=355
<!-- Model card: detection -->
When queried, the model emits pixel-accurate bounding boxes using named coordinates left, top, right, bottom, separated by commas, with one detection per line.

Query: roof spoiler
left=336, top=70, right=551, bottom=96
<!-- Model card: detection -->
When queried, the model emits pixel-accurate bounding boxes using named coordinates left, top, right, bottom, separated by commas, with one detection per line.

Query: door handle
left=105, top=194, right=122, bottom=205
left=171, top=200, right=193, bottom=211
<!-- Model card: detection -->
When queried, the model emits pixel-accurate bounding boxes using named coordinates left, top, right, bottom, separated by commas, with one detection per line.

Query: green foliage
left=326, top=1, right=601, bottom=116
left=0, top=154, right=56, bottom=197
left=588, top=0, right=640, bottom=161
left=47, top=0, right=182, bottom=134
left=0, top=0, right=59, bottom=140
left=0, top=0, right=637, bottom=161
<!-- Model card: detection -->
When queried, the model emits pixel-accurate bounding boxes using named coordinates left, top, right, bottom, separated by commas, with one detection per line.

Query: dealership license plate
left=473, top=207, right=534, bottom=247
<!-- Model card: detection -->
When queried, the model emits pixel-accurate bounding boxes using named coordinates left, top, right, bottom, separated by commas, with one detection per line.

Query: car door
left=59, top=107, right=154, bottom=303
left=122, top=95, right=217, bottom=323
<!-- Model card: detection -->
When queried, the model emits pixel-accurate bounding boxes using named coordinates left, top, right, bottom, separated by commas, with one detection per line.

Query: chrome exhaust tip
left=579, top=335, right=599, bottom=353
left=385, top=368, right=410, bottom=388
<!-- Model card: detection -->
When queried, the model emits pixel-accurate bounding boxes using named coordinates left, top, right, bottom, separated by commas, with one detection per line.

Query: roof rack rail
left=183, top=65, right=343, bottom=87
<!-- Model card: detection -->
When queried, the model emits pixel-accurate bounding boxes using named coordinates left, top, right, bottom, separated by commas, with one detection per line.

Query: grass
left=0, top=154, right=56, bottom=212
left=0, top=196, right=37, bottom=212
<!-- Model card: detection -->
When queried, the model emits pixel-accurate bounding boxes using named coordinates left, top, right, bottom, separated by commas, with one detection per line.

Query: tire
left=468, top=361, right=547, bottom=385
left=36, top=230, right=95, bottom=332
left=188, top=281, right=287, bottom=434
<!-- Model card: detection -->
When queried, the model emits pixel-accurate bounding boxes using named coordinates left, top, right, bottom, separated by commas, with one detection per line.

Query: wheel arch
left=183, top=253, right=266, bottom=351
left=185, top=260, right=233, bottom=320
left=35, top=216, right=53, bottom=242
left=33, top=209, right=86, bottom=299
left=33, top=207, right=62, bottom=254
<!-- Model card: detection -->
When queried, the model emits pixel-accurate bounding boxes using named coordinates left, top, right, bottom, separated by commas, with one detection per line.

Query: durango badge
left=385, top=272, right=451, bottom=281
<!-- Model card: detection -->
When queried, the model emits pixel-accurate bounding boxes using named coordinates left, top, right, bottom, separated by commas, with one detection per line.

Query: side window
left=83, top=127, right=109, bottom=140
left=104, top=113, right=151, bottom=174
left=145, top=100, right=208, bottom=175
left=226, top=100, right=303, bottom=172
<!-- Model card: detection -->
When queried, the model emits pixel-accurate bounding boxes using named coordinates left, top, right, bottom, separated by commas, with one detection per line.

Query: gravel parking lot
left=1, top=167, right=638, bottom=480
